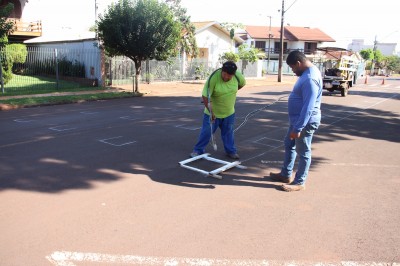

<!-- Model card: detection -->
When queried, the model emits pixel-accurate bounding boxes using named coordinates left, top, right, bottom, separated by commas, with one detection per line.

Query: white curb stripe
left=46, top=251, right=399, bottom=266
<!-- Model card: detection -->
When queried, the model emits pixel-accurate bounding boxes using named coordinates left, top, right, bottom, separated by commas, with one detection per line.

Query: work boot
left=226, top=153, right=240, bottom=159
left=190, top=152, right=200, bottom=158
left=281, top=183, right=306, bottom=192
left=269, top=172, right=293, bottom=183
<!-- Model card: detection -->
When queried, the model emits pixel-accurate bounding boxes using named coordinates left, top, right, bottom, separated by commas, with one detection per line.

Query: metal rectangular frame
left=179, top=153, right=247, bottom=179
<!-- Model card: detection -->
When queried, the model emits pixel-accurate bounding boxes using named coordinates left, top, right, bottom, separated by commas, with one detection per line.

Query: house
left=189, top=21, right=244, bottom=68
left=2, top=0, right=42, bottom=43
left=24, top=32, right=103, bottom=86
left=241, top=25, right=335, bottom=59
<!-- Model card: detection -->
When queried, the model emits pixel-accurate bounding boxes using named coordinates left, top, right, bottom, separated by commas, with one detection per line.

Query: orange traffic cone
left=381, top=77, right=385, bottom=85
left=364, top=76, right=368, bottom=84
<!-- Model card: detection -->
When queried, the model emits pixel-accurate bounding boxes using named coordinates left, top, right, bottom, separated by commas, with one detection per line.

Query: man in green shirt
left=190, top=61, right=246, bottom=159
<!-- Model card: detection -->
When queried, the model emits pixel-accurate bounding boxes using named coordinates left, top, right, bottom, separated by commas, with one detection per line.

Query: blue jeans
left=193, top=113, right=237, bottom=155
left=280, top=123, right=319, bottom=185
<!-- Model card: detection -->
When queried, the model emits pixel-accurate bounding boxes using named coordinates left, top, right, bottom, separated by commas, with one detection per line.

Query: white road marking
left=175, top=124, right=201, bottom=130
left=80, top=111, right=99, bottom=115
left=120, top=115, right=138, bottom=120
left=46, top=251, right=399, bottom=266
left=14, top=118, right=35, bottom=122
left=49, top=125, right=77, bottom=131
left=98, top=136, right=137, bottom=146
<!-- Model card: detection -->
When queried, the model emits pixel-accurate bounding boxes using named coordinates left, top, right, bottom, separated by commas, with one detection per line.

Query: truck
left=316, top=47, right=365, bottom=97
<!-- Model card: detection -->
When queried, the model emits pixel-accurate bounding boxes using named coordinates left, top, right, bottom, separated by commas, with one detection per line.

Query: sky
left=22, top=0, right=400, bottom=49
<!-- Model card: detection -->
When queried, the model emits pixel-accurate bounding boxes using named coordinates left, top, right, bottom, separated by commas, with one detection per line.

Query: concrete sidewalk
left=0, top=75, right=297, bottom=99
left=0, top=75, right=297, bottom=111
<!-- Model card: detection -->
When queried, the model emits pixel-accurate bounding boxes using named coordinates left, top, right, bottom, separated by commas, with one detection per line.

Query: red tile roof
left=245, top=25, right=282, bottom=40
left=245, top=25, right=335, bottom=42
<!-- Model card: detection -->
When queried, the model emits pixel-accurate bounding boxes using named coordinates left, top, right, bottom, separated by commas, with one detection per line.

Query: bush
left=0, top=49, right=13, bottom=84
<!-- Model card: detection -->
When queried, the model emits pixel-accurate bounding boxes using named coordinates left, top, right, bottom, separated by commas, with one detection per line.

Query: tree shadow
left=0, top=89, right=398, bottom=192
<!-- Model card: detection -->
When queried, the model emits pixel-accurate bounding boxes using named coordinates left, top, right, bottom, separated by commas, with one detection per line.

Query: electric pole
left=267, top=16, right=272, bottom=75
left=370, top=35, right=377, bottom=76
left=277, top=0, right=285, bottom=82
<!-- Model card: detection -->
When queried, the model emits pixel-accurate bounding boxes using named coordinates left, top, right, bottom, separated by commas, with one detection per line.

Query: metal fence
left=0, top=46, right=101, bottom=94
left=1, top=46, right=294, bottom=95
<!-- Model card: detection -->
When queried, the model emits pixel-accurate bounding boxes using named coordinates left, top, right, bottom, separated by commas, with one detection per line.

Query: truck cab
left=317, top=47, right=364, bottom=97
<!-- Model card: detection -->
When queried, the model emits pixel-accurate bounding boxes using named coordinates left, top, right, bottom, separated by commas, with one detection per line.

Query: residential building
left=240, top=25, right=335, bottom=59
left=2, top=0, right=42, bottom=43
left=189, top=21, right=244, bottom=68
left=347, top=39, right=398, bottom=56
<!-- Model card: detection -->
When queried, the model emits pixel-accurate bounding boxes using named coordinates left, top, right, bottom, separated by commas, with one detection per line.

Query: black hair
left=222, top=61, right=237, bottom=75
left=286, top=50, right=307, bottom=65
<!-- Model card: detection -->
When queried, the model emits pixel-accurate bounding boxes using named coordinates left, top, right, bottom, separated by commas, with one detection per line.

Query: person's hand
left=290, top=131, right=301, bottom=140
left=211, top=112, right=216, bottom=122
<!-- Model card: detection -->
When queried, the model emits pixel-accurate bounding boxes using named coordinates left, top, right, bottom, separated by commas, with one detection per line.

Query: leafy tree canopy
left=97, top=0, right=181, bottom=92
left=360, top=49, right=374, bottom=61
left=219, top=43, right=262, bottom=73
left=386, top=55, right=400, bottom=71
left=165, top=0, right=198, bottom=58
left=0, top=1, right=15, bottom=46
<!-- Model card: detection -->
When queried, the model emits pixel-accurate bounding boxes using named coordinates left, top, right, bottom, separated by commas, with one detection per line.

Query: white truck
left=317, top=47, right=364, bottom=97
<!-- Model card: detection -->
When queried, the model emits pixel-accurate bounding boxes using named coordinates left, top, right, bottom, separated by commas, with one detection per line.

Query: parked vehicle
left=317, top=47, right=365, bottom=97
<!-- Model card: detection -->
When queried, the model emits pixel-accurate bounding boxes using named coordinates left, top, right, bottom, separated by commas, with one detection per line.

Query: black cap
left=222, top=61, right=237, bottom=75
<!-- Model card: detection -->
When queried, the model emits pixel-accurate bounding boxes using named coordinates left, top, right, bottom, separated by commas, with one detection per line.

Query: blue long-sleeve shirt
left=288, top=65, right=322, bottom=133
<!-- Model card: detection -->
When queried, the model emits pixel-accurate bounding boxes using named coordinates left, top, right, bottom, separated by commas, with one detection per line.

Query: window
left=255, top=41, right=266, bottom=50
left=304, top=42, right=317, bottom=54
left=274, top=42, right=288, bottom=53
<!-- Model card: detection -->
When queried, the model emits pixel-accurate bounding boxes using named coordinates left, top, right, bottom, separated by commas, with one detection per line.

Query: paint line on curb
left=46, top=251, right=399, bottom=266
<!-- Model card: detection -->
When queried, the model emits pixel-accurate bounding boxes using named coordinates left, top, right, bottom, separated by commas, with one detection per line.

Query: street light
left=266, top=16, right=272, bottom=75
left=277, top=0, right=285, bottom=82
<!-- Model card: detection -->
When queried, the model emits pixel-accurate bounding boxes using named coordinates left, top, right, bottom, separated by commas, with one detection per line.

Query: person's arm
left=235, top=71, right=246, bottom=90
left=201, top=73, right=216, bottom=120
left=202, top=95, right=215, bottom=121
left=291, top=79, right=319, bottom=138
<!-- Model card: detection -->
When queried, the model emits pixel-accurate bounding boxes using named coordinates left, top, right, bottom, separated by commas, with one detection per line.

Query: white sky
left=23, top=0, right=400, bottom=49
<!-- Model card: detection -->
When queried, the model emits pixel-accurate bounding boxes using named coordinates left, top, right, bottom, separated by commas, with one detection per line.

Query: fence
left=0, top=46, right=294, bottom=95
left=0, top=46, right=102, bottom=94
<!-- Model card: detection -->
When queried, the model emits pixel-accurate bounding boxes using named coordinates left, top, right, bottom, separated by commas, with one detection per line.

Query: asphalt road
left=1, top=76, right=399, bottom=266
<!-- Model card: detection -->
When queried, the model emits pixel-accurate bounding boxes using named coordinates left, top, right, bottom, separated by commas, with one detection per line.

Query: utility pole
left=266, top=16, right=272, bottom=75
left=95, top=0, right=98, bottom=39
left=370, top=35, right=377, bottom=76
left=277, top=0, right=285, bottom=82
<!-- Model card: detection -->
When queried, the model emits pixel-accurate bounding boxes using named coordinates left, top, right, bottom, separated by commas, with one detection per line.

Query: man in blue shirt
left=269, top=50, right=322, bottom=192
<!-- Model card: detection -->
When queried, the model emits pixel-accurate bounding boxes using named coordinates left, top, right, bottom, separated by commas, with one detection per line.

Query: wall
left=196, top=26, right=233, bottom=68
left=25, top=39, right=103, bottom=85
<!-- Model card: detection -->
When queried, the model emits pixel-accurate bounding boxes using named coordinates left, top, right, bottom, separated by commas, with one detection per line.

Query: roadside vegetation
left=0, top=91, right=139, bottom=109
left=0, top=73, right=141, bottom=109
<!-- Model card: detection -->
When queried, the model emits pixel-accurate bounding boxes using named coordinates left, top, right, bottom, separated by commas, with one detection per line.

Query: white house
left=190, top=21, right=244, bottom=68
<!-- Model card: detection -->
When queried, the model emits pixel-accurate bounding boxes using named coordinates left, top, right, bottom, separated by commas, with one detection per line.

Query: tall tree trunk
left=133, top=60, right=142, bottom=93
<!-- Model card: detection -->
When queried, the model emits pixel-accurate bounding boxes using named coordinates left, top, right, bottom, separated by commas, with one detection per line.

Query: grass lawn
left=0, top=74, right=144, bottom=109
left=1, top=74, right=103, bottom=96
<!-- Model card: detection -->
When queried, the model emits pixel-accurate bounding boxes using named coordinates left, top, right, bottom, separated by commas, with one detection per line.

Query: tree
left=360, top=49, right=374, bottom=61
left=386, top=56, right=400, bottom=73
left=0, top=1, right=14, bottom=46
left=219, top=51, right=240, bottom=63
left=97, top=0, right=181, bottom=93
left=219, top=44, right=262, bottom=73
left=164, top=0, right=198, bottom=58
left=220, top=22, right=244, bottom=51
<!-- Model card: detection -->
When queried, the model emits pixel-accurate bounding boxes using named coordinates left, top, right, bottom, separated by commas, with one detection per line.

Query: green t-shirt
left=202, top=69, right=246, bottom=118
